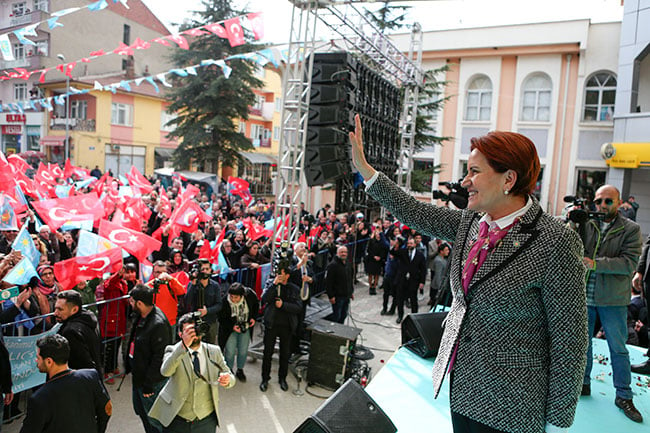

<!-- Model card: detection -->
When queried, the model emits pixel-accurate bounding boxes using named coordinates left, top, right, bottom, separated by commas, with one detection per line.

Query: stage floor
left=366, top=338, right=649, bottom=432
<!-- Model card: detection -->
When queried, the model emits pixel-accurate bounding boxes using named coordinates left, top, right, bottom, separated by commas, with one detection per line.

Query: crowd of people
left=0, top=141, right=649, bottom=432
left=0, top=157, right=457, bottom=432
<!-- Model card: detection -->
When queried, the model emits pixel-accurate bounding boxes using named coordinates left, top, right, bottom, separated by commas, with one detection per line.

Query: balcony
left=248, top=102, right=275, bottom=121
left=50, top=118, right=96, bottom=132
left=0, top=54, right=44, bottom=72
left=5, top=10, right=47, bottom=29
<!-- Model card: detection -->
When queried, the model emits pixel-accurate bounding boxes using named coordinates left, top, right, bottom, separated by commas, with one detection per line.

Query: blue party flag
left=3, top=257, right=38, bottom=286
left=0, top=195, right=18, bottom=231
left=12, top=224, right=40, bottom=268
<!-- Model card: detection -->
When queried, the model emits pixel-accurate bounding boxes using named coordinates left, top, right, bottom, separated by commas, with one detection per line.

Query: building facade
left=608, top=0, right=650, bottom=235
left=0, top=0, right=175, bottom=172
left=391, top=19, right=621, bottom=219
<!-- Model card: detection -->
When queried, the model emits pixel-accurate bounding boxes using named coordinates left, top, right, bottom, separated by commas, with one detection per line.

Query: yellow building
left=235, top=66, right=283, bottom=197
left=40, top=77, right=177, bottom=176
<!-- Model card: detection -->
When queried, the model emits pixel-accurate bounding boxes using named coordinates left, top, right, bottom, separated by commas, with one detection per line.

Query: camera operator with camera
left=574, top=184, right=644, bottom=423
left=149, top=313, right=235, bottom=432
left=217, top=283, right=259, bottom=382
left=184, top=259, right=223, bottom=345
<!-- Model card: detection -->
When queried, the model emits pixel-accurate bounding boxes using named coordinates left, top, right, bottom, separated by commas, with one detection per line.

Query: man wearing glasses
left=576, top=185, right=643, bottom=423
left=149, top=313, right=234, bottom=432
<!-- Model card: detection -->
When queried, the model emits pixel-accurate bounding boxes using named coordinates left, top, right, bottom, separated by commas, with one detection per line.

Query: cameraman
left=575, top=185, right=643, bottom=423
left=259, top=261, right=302, bottom=393
left=185, top=259, right=223, bottom=345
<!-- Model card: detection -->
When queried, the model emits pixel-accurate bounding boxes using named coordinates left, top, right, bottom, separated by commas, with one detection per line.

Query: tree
left=364, top=1, right=410, bottom=33
left=165, top=0, right=264, bottom=172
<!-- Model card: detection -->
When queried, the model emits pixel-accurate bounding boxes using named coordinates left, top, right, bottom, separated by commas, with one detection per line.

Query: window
left=251, top=124, right=264, bottom=140
left=274, top=97, right=282, bottom=112
left=583, top=72, right=616, bottom=121
left=465, top=75, right=492, bottom=121
left=273, top=126, right=280, bottom=140
left=123, top=24, right=131, bottom=45
left=13, top=43, right=24, bottom=60
left=253, top=95, right=265, bottom=110
left=33, top=0, right=48, bottom=12
left=111, top=103, right=133, bottom=126
left=520, top=73, right=552, bottom=121
left=160, top=111, right=177, bottom=132
left=35, top=40, right=48, bottom=56
left=12, top=2, right=26, bottom=16
left=238, top=121, right=246, bottom=134
left=13, top=83, right=27, bottom=101
left=70, top=100, right=87, bottom=119
left=575, top=169, right=606, bottom=205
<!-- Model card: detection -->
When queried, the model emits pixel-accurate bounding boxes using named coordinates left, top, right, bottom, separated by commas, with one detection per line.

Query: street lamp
left=56, top=53, right=70, bottom=162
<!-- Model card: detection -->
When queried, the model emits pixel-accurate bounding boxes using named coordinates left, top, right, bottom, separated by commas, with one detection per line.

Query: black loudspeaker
left=293, top=379, right=397, bottom=433
left=307, top=320, right=361, bottom=390
left=401, top=311, right=448, bottom=358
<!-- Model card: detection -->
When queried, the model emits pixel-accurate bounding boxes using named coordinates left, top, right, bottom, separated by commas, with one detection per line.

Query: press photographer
left=184, top=259, right=223, bottom=344
left=573, top=184, right=644, bottom=423
left=563, top=195, right=604, bottom=224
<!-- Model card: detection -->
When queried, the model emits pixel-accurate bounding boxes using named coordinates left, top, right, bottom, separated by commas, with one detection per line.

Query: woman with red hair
left=350, top=114, right=587, bottom=433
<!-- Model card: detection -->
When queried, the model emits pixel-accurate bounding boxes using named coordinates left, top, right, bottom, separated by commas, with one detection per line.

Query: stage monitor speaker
left=401, top=311, right=448, bottom=358
left=293, top=379, right=396, bottom=433
left=307, top=320, right=361, bottom=390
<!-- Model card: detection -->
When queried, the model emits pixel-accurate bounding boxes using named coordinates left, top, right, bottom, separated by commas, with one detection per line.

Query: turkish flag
left=49, top=163, right=64, bottom=179
left=227, top=176, right=249, bottom=194
left=35, top=162, right=57, bottom=186
left=54, top=248, right=123, bottom=290
left=15, top=171, right=37, bottom=199
left=168, top=34, right=189, bottom=50
left=171, top=271, right=190, bottom=288
left=178, top=183, right=200, bottom=206
left=225, top=17, right=245, bottom=47
left=247, top=13, right=264, bottom=40
left=126, top=166, right=153, bottom=194
left=98, top=219, right=161, bottom=262
left=204, top=23, right=227, bottom=38
left=159, top=187, right=171, bottom=218
left=198, top=240, right=213, bottom=260
left=64, top=159, right=90, bottom=180
left=113, top=195, right=151, bottom=231
left=242, top=217, right=270, bottom=241
left=7, top=154, right=30, bottom=174
left=170, top=199, right=211, bottom=234
left=31, top=193, right=104, bottom=230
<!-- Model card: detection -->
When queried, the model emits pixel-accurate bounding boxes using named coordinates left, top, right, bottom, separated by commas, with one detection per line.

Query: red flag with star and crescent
left=126, top=166, right=153, bottom=194
left=31, top=193, right=104, bottom=230
left=169, top=199, right=212, bottom=234
left=54, top=248, right=123, bottom=290
left=98, top=219, right=161, bottom=262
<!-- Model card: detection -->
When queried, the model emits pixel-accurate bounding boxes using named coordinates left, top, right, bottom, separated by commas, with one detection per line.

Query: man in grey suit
left=149, top=313, right=235, bottom=432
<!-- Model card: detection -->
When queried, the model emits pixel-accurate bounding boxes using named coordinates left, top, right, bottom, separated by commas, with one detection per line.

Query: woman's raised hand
left=349, top=114, right=376, bottom=180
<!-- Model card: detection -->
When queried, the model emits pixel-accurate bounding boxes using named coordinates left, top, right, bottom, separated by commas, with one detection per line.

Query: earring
left=504, top=190, right=510, bottom=195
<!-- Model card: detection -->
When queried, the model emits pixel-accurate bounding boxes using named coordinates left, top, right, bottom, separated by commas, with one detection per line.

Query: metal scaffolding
left=271, top=0, right=425, bottom=246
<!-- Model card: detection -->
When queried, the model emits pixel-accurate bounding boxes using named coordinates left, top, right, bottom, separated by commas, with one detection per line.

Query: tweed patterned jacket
left=368, top=173, right=588, bottom=433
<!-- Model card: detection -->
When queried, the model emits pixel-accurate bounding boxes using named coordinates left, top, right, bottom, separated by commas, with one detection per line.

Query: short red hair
left=470, top=131, right=540, bottom=197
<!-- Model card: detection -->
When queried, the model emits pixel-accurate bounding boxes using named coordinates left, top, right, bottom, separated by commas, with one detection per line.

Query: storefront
left=0, top=113, right=44, bottom=155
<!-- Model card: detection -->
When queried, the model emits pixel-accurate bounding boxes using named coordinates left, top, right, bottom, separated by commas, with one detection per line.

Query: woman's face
left=461, top=149, right=511, bottom=216
left=173, top=254, right=182, bottom=265
left=392, top=227, right=400, bottom=237
left=40, top=268, right=55, bottom=285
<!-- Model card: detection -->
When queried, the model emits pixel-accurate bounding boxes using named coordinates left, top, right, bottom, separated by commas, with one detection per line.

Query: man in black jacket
left=20, top=334, right=111, bottom=433
left=325, top=246, right=354, bottom=324
left=260, top=262, right=302, bottom=393
left=184, top=259, right=223, bottom=344
left=124, top=284, right=172, bottom=433
left=54, top=290, right=102, bottom=373
left=394, top=237, right=427, bottom=324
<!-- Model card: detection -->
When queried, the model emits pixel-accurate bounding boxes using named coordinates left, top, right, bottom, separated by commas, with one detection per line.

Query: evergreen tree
left=364, top=1, right=410, bottom=33
left=165, top=0, right=264, bottom=172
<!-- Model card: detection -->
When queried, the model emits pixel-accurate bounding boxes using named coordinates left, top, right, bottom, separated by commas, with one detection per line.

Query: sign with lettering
left=2, top=125, right=22, bottom=135
left=5, top=114, right=26, bottom=123
left=5, top=324, right=60, bottom=393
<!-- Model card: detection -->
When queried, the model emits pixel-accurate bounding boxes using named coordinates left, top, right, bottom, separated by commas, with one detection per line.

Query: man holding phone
left=149, top=313, right=235, bottom=432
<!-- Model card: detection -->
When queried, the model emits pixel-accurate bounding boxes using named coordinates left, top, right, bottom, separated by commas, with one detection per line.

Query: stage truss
left=272, top=0, right=425, bottom=246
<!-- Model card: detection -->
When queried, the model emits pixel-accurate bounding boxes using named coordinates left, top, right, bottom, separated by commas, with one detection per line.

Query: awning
left=40, top=136, right=65, bottom=147
left=602, top=142, right=650, bottom=168
left=240, top=151, right=276, bottom=165
left=155, top=147, right=174, bottom=158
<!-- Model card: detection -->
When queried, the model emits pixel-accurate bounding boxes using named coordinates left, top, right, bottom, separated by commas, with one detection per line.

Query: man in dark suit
left=325, top=246, right=354, bottom=324
left=20, top=334, right=111, bottom=433
left=395, top=237, right=427, bottom=324
left=632, top=234, right=650, bottom=373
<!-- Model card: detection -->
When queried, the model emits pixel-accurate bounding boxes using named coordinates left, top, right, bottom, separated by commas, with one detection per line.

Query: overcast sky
left=141, top=0, right=623, bottom=44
